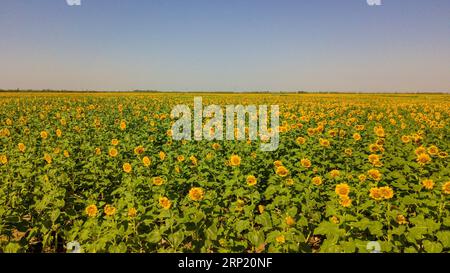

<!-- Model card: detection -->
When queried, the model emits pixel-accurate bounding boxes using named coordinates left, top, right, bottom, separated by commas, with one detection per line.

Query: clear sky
left=0, top=0, right=449, bottom=92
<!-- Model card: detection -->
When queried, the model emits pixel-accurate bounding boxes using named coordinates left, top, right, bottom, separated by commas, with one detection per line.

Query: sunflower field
left=0, top=92, right=449, bottom=253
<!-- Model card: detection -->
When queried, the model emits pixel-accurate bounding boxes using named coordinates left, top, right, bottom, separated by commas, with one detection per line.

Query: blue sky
left=0, top=0, right=449, bottom=92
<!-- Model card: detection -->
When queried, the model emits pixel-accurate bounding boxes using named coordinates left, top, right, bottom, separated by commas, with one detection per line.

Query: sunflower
left=273, top=160, right=283, bottom=167
left=134, top=146, right=145, bottom=155
left=152, top=176, right=164, bottom=186
left=189, top=187, right=204, bottom=201
left=285, top=216, right=295, bottom=226
left=104, top=205, right=116, bottom=216
left=85, top=204, right=98, bottom=217
left=142, top=156, right=151, bottom=167
left=159, top=151, right=166, bottom=160
left=319, top=138, right=330, bottom=147
left=344, top=148, right=353, bottom=156
left=421, top=179, right=434, bottom=190
left=369, top=144, right=379, bottom=153
left=358, top=174, right=367, bottom=182
left=401, top=135, right=410, bottom=143
left=414, top=146, right=426, bottom=155
left=123, top=163, right=132, bottom=173
left=229, top=155, right=241, bottom=166
left=339, top=196, right=352, bottom=208
left=63, top=150, right=70, bottom=158
left=0, top=155, right=8, bottom=165
left=246, top=175, right=257, bottom=186
left=18, top=143, right=26, bottom=153
left=296, top=137, right=306, bottom=145
left=258, top=205, right=265, bottom=214
left=369, top=188, right=383, bottom=201
left=368, top=154, right=380, bottom=164
left=416, top=153, right=431, bottom=165
left=285, top=178, right=295, bottom=186
left=379, top=186, right=394, bottom=199
left=44, top=153, right=52, bottom=164
left=396, top=215, right=408, bottom=225
left=374, top=125, right=385, bottom=138
left=335, top=183, right=350, bottom=197
left=312, top=176, right=323, bottom=186
left=442, top=182, right=450, bottom=195
left=177, top=155, right=185, bottom=162
left=212, top=143, right=220, bottom=150
left=353, top=133, right=362, bottom=141
left=56, top=129, right=62, bottom=138
left=367, top=169, right=382, bottom=181
left=330, top=216, right=340, bottom=224
left=109, top=148, right=118, bottom=157
left=40, top=131, right=48, bottom=139
left=159, top=197, right=172, bottom=209
left=276, top=166, right=289, bottom=177
left=120, top=120, right=126, bottom=130
left=329, top=169, right=340, bottom=179
left=427, top=145, right=439, bottom=156
left=190, top=155, right=198, bottom=166
left=111, top=139, right=119, bottom=146
left=300, top=158, right=312, bottom=168
left=275, top=235, right=285, bottom=244
left=127, top=207, right=137, bottom=218
left=95, top=147, right=102, bottom=155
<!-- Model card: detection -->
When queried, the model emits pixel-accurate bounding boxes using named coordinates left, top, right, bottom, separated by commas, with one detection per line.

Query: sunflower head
left=312, top=176, right=323, bottom=186
left=230, top=155, right=241, bottom=166
left=127, top=207, right=137, bottom=218
left=246, top=175, right=257, bottom=186
left=421, top=179, right=434, bottom=190
left=104, top=205, right=116, bottom=216
left=335, top=183, right=350, bottom=197
left=85, top=204, right=98, bottom=217
left=442, top=182, right=450, bottom=195
left=300, top=158, right=312, bottom=168
left=379, top=186, right=394, bottom=199
left=369, top=188, right=383, bottom=201
left=189, top=187, right=204, bottom=201
left=276, top=166, right=289, bottom=177
left=152, top=176, right=164, bottom=186
left=159, top=197, right=172, bottom=209
left=122, top=163, right=132, bottom=173
left=142, top=156, right=151, bottom=167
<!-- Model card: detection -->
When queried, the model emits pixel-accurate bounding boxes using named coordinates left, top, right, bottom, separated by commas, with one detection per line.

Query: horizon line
left=0, top=89, right=449, bottom=95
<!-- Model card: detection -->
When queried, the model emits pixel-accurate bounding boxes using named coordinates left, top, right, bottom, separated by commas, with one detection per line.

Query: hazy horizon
left=1, top=0, right=449, bottom=93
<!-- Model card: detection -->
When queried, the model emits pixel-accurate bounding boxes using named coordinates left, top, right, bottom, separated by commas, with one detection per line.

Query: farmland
left=0, top=92, right=449, bottom=253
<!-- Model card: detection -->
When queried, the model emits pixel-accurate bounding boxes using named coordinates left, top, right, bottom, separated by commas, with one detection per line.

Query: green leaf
left=435, top=231, right=450, bottom=248
left=406, top=227, right=426, bottom=243
left=206, top=224, right=218, bottom=241
left=168, top=232, right=185, bottom=249
left=255, top=212, right=272, bottom=229
left=247, top=230, right=265, bottom=247
left=236, top=220, right=250, bottom=233
left=50, top=210, right=60, bottom=223
left=147, top=230, right=162, bottom=244
left=4, top=243, right=22, bottom=253
left=422, top=240, right=443, bottom=253
left=314, top=222, right=345, bottom=237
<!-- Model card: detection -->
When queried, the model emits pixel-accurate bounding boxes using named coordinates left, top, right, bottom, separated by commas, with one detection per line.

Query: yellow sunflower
left=189, top=187, right=204, bottom=201
left=230, top=155, right=241, bottom=166
left=335, top=183, right=350, bottom=197
left=85, top=204, right=98, bottom=217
